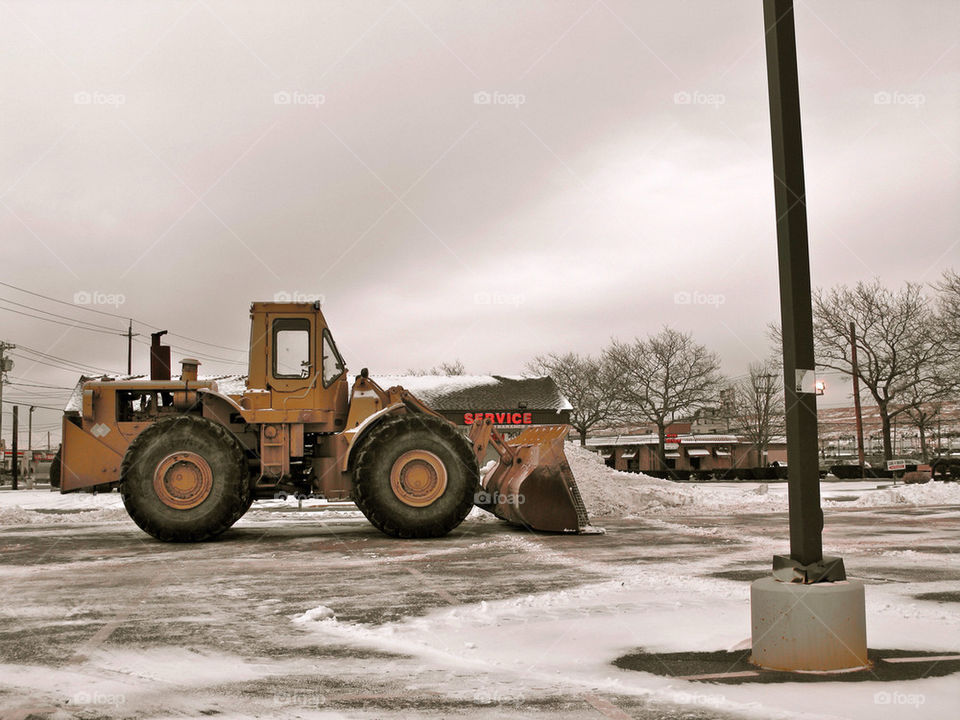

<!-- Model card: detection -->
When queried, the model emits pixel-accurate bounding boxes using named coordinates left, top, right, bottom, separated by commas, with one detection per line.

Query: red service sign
left=464, top=411, right=533, bottom=426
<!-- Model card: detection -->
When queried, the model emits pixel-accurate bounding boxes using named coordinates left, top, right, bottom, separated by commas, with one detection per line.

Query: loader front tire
left=121, top=415, right=249, bottom=542
left=353, top=414, right=478, bottom=538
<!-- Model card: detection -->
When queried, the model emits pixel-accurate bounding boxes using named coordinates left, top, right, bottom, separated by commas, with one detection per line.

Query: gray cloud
left=1, top=0, right=957, bottom=439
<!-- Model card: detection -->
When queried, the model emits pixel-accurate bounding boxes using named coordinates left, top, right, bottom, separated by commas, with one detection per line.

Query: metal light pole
left=751, top=0, right=867, bottom=672
left=764, top=0, right=826, bottom=572
left=28, top=405, right=34, bottom=482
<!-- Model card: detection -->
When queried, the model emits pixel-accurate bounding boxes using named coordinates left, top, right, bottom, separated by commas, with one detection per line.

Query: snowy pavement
left=0, top=484, right=958, bottom=719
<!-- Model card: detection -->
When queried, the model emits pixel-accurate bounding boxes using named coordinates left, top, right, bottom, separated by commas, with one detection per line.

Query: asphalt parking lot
left=1, top=494, right=959, bottom=719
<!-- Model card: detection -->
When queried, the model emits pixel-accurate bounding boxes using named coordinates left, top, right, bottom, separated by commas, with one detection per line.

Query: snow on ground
left=286, top=527, right=960, bottom=720
left=840, top=481, right=960, bottom=507
left=3, top=444, right=958, bottom=530
left=1, top=461, right=959, bottom=719
left=0, top=489, right=127, bottom=525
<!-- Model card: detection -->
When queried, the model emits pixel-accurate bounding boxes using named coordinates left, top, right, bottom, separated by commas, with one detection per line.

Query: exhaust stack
left=150, top=331, right=171, bottom=380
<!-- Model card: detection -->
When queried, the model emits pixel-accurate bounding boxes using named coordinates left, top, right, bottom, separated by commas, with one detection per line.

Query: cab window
left=273, top=318, right=311, bottom=378
left=321, top=329, right=346, bottom=387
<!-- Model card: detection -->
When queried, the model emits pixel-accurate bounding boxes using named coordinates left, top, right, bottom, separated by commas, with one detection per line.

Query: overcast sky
left=1, top=0, right=958, bottom=442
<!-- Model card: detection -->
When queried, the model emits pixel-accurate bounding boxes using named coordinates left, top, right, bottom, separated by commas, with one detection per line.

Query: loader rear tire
left=121, top=415, right=249, bottom=542
left=229, top=493, right=255, bottom=524
left=353, top=414, right=478, bottom=538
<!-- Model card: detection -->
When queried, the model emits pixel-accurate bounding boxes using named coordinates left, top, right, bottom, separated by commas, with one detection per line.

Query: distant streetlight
left=814, top=380, right=825, bottom=396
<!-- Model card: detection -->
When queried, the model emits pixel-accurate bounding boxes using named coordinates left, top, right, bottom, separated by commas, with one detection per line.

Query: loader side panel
left=61, top=417, right=123, bottom=491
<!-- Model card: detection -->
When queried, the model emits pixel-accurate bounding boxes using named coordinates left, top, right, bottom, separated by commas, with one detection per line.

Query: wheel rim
left=153, top=451, right=214, bottom=509
left=389, top=450, right=447, bottom=507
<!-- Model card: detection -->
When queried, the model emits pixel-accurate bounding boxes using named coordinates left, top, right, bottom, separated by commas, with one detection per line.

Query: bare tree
left=608, top=327, right=723, bottom=470
left=731, top=361, right=785, bottom=466
left=933, top=268, right=960, bottom=352
left=812, top=280, right=939, bottom=460
left=527, top=352, right=622, bottom=446
left=932, top=269, right=960, bottom=403
left=898, top=352, right=956, bottom=462
left=406, top=360, right=465, bottom=376
left=901, top=394, right=945, bottom=462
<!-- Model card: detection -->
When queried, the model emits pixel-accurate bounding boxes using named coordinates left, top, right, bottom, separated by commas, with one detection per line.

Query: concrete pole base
left=751, top=577, right=867, bottom=671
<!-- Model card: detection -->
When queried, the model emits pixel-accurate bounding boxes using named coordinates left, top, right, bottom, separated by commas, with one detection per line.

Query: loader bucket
left=476, top=425, right=597, bottom=533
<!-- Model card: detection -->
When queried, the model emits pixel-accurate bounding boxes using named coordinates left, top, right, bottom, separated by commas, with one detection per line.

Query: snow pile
left=839, top=481, right=960, bottom=508
left=564, top=443, right=960, bottom=519
left=0, top=505, right=128, bottom=526
left=564, top=443, right=699, bottom=517
left=565, top=444, right=794, bottom=517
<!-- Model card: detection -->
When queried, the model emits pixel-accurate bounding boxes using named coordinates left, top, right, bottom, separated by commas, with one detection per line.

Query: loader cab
left=244, top=301, right=349, bottom=430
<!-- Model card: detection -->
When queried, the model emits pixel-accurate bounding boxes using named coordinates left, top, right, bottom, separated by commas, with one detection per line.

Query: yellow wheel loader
left=57, top=301, right=593, bottom=541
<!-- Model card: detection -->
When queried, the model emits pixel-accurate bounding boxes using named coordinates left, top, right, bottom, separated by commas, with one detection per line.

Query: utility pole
left=0, top=341, right=14, bottom=445
left=11, top=406, right=18, bottom=490
left=28, top=405, right=34, bottom=481
left=127, top=320, right=134, bottom=375
left=849, top=322, right=866, bottom=478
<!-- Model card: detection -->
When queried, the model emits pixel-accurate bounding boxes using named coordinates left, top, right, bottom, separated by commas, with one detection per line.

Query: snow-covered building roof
left=63, top=373, right=571, bottom=423
left=366, top=374, right=572, bottom=413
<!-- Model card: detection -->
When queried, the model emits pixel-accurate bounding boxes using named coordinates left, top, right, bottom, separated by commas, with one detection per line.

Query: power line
left=16, top=344, right=119, bottom=374
left=0, top=304, right=127, bottom=337
left=0, top=280, right=128, bottom=320
left=0, top=280, right=246, bottom=352
left=8, top=378, right=75, bottom=390
left=1, top=399, right=64, bottom=411
left=1, top=295, right=246, bottom=364
left=10, top=352, right=115, bottom=377
left=0, top=296, right=125, bottom=333
left=130, top=337, right=245, bottom=366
